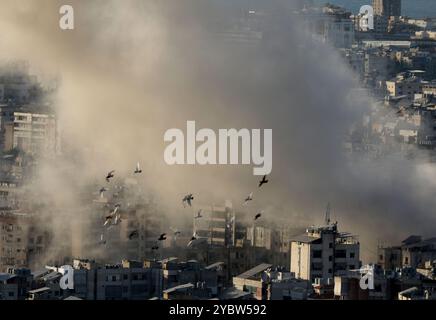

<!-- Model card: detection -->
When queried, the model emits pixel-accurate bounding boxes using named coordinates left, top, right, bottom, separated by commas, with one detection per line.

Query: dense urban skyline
left=0, top=0, right=435, bottom=301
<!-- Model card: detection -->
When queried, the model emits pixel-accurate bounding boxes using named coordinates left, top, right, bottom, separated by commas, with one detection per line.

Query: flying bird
left=99, top=234, right=106, bottom=245
left=195, top=210, right=203, bottom=219
left=111, top=206, right=119, bottom=215
left=104, top=215, right=113, bottom=226
left=183, top=194, right=194, bottom=207
left=170, top=227, right=180, bottom=235
left=170, top=227, right=181, bottom=240
left=187, top=237, right=197, bottom=247
left=114, top=213, right=121, bottom=225
left=189, top=232, right=198, bottom=242
left=99, top=187, right=108, bottom=198
left=158, top=233, right=167, bottom=241
left=128, top=230, right=139, bottom=240
left=152, top=245, right=159, bottom=251
left=134, top=162, right=142, bottom=174
left=187, top=233, right=206, bottom=247
left=106, top=170, right=115, bottom=182
left=254, top=211, right=263, bottom=221
left=258, top=175, right=269, bottom=188
left=243, top=192, right=253, bottom=205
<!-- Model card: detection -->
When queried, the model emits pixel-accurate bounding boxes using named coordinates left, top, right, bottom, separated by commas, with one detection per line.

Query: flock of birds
left=97, top=162, right=269, bottom=253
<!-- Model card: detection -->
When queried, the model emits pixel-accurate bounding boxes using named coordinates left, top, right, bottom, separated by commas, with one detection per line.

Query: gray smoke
left=0, top=0, right=435, bottom=264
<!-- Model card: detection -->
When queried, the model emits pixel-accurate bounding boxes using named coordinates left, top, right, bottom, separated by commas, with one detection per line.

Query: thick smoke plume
left=0, top=0, right=435, bottom=263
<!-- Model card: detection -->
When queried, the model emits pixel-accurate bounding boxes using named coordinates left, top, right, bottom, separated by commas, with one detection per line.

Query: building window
left=312, top=263, right=323, bottom=271
left=329, top=255, right=332, bottom=262
left=335, top=250, right=346, bottom=258
left=313, top=250, right=322, bottom=258
left=329, top=243, right=333, bottom=249
left=350, top=252, right=355, bottom=259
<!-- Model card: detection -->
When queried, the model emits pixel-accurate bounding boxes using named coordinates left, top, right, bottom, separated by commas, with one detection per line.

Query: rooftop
left=236, top=263, right=273, bottom=280
left=0, top=273, right=15, bottom=282
left=291, top=234, right=320, bottom=244
left=28, top=287, right=51, bottom=294
left=163, top=283, right=195, bottom=294
left=205, top=262, right=225, bottom=270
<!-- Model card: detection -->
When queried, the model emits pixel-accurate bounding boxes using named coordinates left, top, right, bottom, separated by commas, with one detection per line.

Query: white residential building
left=13, top=110, right=58, bottom=156
left=290, top=222, right=360, bottom=285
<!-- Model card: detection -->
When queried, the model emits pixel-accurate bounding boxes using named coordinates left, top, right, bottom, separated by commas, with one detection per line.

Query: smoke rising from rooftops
left=0, top=0, right=435, bottom=263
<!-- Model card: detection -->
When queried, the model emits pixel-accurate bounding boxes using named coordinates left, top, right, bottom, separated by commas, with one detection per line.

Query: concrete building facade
left=290, top=223, right=360, bottom=285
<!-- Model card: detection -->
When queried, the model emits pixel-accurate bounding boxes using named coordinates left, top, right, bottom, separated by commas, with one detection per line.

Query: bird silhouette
left=254, top=212, right=263, bottom=221
left=99, top=187, right=108, bottom=198
left=106, top=170, right=115, bottom=182
left=128, top=230, right=139, bottom=240
left=104, top=215, right=113, bottom=226
left=183, top=194, right=194, bottom=207
left=134, top=162, right=142, bottom=174
left=195, top=210, right=203, bottom=219
left=258, top=175, right=269, bottom=188
left=243, top=192, right=253, bottom=205
left=99, top=234, right=106, bottom=245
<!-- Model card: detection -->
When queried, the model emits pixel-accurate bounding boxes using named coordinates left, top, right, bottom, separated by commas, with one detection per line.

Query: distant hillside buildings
left=373, top=0, right=402, bottom=18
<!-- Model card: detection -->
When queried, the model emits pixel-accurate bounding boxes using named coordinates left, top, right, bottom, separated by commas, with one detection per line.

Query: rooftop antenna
left=325, top=202, right=331, bottom=226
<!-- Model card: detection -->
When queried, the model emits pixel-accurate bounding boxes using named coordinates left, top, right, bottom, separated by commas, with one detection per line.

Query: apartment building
left=0, top=210, right=49, bottom=272
left=290, top=222, right=360, bottom=285
left=72, top=259, right=155, bottom=300
left=69, top=258, right=225, bottom=300
left=159, top=258, right=225, bottom=298
left=232, top=263, right=311, bottom=300
left=303, top=5, right=355, bottom=48
left=386, top=73, right=425, bottom=99
left=0, top=268, right=32, bottom=300
left=373, top=0, right=402, bottom=17
left=377, top=235, right=436, bottom=270
left=0, top=61, right=39, bottom=104
left=194, top=201, right=235, bottom=248
left=12, top=110, right=58, bottom=156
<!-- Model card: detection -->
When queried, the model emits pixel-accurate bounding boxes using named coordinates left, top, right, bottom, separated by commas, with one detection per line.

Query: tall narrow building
left=290, top=222, right=360, bottom=286
left=373, top=0, right=402, bottom=17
